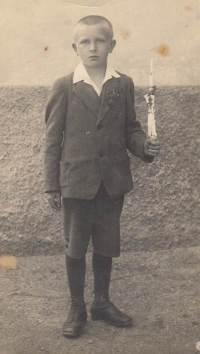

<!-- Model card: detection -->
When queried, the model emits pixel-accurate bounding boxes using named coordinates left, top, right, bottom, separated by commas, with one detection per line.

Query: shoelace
left=68, top=300, right=86, bottom=323
left=67, top=305, right=76, bottom=323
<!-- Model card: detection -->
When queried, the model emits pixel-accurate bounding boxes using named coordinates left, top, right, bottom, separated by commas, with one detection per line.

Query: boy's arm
left=124, top=77, right=154, bottom=163
left=44, top=77, right=68, bottom=192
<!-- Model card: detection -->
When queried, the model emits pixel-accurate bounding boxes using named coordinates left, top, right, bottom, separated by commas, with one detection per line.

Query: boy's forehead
left=73, top=23, right=112, bottom=41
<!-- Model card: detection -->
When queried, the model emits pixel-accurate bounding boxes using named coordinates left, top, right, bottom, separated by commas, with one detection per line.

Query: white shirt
left=73, top=62, right=120, bottom=96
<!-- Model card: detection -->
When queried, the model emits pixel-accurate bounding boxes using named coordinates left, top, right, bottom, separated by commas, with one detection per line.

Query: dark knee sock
left=92, top=252, right=112, bottom=299
left=66, top=255, right=86, bottom=303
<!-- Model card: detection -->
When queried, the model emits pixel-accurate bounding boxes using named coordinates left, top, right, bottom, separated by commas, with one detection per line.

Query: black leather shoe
left=62, top=299, right=87, bottom=338
left=90, top=297, right=132, bottom=327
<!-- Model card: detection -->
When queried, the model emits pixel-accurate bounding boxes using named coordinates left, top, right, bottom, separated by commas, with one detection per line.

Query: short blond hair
left=74, top=15, right=113, bottom=39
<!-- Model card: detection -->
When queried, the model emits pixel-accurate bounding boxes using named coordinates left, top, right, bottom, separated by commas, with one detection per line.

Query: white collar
left=73, top=62, right=120, bottom=96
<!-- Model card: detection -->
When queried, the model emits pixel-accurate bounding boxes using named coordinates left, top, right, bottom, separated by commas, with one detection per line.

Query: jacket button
left=99, top=151, right=105, bottom=158
left=97, top=124, right=103, bottom=130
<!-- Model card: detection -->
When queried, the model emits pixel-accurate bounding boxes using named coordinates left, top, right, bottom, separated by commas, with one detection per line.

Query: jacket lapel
left=97, top=77, right=123, bottom=125
left=72, top=81, right=99, bottom=118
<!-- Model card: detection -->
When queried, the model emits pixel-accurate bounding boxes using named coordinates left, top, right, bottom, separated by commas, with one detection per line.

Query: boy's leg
left=91, top=252, right=132, bottom=327
left=66, top=255, right=86, bottom=303
left=90, top=183, right=132, bottom=327
left=62, top=197, right=95, bottom=338
left=62, top=255, right=87, bottom=338
left=92, top=251, right=112, bottom=298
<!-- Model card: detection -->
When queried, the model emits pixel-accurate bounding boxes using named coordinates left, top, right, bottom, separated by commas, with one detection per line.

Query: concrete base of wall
left=0, top=86, right=199, bottom=256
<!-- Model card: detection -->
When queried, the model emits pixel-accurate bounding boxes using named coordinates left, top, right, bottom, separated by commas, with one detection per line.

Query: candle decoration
left=144, top=60, right=157, bottom=139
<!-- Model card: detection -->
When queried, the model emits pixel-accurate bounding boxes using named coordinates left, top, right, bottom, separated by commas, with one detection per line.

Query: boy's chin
left=84, top=61, right=107, bottom=68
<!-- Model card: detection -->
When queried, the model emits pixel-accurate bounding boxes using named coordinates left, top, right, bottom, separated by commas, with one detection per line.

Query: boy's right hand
left=47, top=191, right=62, bottom=210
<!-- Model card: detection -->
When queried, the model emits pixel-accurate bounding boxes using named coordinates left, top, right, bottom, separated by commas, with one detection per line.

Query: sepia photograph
left=0, top=0, right=200, bottom=353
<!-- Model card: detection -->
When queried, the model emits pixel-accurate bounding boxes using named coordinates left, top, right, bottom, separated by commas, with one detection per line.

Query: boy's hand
left=144, top=138, right=160, bottom=157
left=47, top=191, right=62, bottom=210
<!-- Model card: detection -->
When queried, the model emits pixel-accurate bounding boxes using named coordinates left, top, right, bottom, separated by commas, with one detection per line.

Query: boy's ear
left=72, top=43, right=79, bottom=55
left=109, top=39, right=116, bottom=53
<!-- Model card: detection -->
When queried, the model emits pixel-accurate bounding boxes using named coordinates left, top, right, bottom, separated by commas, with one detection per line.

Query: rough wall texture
left=0, top=86, right=199, bottom=256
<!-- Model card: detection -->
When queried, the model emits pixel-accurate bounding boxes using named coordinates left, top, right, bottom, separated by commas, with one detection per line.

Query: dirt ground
left=0, top=247, right=200, bottom=354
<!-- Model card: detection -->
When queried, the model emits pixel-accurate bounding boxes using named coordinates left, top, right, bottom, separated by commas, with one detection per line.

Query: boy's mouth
left=89, top=55, right=99, bottom=58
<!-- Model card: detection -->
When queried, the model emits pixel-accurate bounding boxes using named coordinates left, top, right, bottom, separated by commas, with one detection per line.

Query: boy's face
left=72, top=24, right=116, bottom=69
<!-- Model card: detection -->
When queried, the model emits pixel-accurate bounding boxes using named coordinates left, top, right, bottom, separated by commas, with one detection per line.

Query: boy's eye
left=81, top=40, right=89, bottom=44
left=97, top=39, right=104, bottom=43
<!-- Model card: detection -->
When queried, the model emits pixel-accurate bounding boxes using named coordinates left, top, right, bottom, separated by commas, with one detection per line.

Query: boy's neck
left=83, top=63, right=107, bottom=81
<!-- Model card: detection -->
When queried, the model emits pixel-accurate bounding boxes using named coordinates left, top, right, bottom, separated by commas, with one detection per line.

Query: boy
left=44, top=15, right=160, bottom=338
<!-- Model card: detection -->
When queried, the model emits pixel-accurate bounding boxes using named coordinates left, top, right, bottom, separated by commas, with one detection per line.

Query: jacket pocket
left=111, top=153, right=132, bottom=184
left=59, top=161, right=70, bottom=187
left=116, top=154, right=131, bottom=174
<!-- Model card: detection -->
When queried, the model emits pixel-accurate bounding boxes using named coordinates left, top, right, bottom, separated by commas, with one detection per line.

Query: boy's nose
left=90, top=42, right=97, bottom=51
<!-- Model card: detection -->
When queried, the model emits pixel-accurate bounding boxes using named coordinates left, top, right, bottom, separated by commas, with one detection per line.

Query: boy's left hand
left=144, top=138, right=160, bottom=157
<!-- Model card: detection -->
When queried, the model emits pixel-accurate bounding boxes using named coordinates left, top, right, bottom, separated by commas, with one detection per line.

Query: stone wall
left=0, top=86, right=199, bottom=255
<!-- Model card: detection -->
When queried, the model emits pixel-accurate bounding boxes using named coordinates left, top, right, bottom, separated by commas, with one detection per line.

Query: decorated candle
left=144, top=59, right=157, bottom=138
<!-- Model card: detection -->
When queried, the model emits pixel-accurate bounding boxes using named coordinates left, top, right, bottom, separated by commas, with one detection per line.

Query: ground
left=0, top=247, right=200, bottom=354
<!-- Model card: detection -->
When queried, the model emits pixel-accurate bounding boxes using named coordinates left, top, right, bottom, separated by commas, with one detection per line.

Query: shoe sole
left=90, top=312, right=132, bottom=327
left=62, top=319, right=87, bottom=338
left=63, top=331, right=80, bottom=338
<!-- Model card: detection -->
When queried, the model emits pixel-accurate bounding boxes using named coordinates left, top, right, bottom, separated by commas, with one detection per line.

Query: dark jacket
left=44, top=72, right=153, bottom=200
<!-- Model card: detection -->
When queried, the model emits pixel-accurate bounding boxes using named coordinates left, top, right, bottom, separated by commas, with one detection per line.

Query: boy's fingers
left=150, top=146, right=160, bottom=151
left=55, top=196, right=62, bottom=208
left=150, top=144, right=159, bottom=148
left=149, top=142, right=160, bottom=152
left=51, top=201, right=61, bottom=210
left=47, top=193, right=62, bottom=210
left=149, top=149, right=160, bottom=155
left=48, top=199, right=57, bottom=209
left=150, top=142, right=160, bottom=147
left=149, top=141, right=160, bottom=155
left=150, top=151, right=159, bottom=156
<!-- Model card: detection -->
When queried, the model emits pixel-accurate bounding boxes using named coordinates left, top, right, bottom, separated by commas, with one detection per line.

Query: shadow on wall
left=0, top=86, right=200, bottom=256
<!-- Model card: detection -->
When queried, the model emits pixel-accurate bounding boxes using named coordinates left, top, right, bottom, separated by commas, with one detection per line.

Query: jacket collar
left=73, top=62, right=120, bottom=96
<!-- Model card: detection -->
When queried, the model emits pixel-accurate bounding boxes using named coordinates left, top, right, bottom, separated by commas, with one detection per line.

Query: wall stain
left=0, top=255, right=17, bottom=272
left=185, top=6, right=192, bottom=10
left=154, top=44, right=170, bottom=57
left=44, top=46, right=48, bottom=51
left=118, top=28, right=130, bottom=40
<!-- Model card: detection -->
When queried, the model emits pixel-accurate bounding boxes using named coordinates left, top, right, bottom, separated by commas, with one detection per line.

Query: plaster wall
left=0, top=86, right=199, bottom=255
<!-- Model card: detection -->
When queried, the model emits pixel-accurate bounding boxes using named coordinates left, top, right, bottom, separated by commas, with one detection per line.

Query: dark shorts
left=62, top=183, right=124, bottom=259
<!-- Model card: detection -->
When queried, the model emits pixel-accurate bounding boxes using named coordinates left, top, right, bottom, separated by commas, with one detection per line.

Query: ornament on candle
left=144, top=59, right=157, bottom=139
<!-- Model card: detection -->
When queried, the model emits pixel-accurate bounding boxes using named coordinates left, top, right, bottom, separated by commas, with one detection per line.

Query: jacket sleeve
left=124, top=77, right=154, bottom=163
left=44, top=77, right=68, bottom=192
